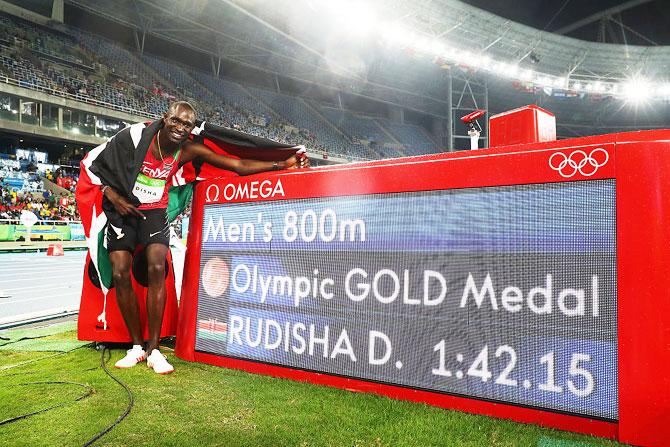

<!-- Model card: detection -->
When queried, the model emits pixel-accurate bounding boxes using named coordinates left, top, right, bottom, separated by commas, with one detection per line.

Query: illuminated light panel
left=374, top=19, right=664, bottom=101
left=623, top=78, right=651, bottom=102
left=195, top=182, right=618, bottom=421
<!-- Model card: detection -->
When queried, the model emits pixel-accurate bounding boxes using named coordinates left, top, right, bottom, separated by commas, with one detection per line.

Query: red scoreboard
left=176, top=129, right=670, bottom=447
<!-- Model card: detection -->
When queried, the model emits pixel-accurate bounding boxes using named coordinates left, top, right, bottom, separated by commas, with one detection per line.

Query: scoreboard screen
left=194, top=179, right=617, bottom=420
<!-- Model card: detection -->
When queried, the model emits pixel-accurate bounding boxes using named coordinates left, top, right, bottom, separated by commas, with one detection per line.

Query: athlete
left=91, top=101, right=308, bottom=373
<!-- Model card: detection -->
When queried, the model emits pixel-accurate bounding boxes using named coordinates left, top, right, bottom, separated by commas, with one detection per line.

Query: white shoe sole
left=148, top=365, right=174, bottom=374
left=114, top=356, right=145, bottom=369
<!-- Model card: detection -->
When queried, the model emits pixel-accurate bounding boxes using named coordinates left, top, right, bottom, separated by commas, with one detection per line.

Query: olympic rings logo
left=548, top=148, right=609, bottom=178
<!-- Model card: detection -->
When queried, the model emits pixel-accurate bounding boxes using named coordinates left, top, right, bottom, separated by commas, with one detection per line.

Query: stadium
left=0, top=0, right=669, bottom=446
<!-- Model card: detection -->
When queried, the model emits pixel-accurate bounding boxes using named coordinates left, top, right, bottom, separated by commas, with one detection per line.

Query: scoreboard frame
left=175, top=129, right=670, bottom=447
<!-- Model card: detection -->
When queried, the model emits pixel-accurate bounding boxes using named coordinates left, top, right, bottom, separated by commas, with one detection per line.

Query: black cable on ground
left=0, top=381, right=93, bottom=426
left=82, top=346, right=134, bottom=447
left=0, top=342, right=134, bottom=445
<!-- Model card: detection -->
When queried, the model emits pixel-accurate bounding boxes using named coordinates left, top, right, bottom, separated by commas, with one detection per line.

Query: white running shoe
left=114, top=345, right=146, bottom=369
left=147, top=349, right=174, bottom=374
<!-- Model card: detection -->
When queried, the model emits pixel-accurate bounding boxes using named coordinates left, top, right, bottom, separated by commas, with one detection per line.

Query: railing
left=0, top=219, right=83, bottom=242
left=0, top=75, right=367, bottom=162
left=0, top=74, right=157, bottom=120
left=0, top=218, right=81, bottom=226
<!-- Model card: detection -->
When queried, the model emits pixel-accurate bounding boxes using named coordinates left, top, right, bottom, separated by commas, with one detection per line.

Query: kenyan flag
left=76, top=120, right=301, bottom=330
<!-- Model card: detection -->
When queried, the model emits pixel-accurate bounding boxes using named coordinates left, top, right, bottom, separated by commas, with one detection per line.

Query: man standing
left=80, top=101, right=308, bottom=374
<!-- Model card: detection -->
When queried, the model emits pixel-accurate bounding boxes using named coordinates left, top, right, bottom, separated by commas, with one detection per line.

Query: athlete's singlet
left=133, top=143, right=181, bottom=210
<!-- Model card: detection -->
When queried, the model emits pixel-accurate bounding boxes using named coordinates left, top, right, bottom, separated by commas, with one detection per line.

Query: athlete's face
left=163, top=106, right=196, bottom=144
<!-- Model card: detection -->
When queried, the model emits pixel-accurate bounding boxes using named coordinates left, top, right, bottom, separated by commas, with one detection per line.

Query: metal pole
left=483, top=81, right=489, bottom=148
left=446, top=73, right=453, bottom=151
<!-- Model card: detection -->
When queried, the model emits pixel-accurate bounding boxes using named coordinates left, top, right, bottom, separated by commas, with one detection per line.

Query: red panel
left=489, top=105, right=556, bottom=148
left=617, top=140, right=670, bottom=447
left=199, top=143, right=615, bottom=205
left=175, top=129, right=670, bottom=446
left=174, top=187, right=206, bottom=361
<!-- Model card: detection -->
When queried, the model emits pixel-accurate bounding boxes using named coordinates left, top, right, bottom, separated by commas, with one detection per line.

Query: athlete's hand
left=284, top=152, right=309, bottom=169
left=104, top=187, right=146, bottom=219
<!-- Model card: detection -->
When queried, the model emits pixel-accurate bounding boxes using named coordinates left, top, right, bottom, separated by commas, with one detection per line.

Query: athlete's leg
left=109, top=250, right=143, bottom=346
left=144, top=242, right=169, bottom=354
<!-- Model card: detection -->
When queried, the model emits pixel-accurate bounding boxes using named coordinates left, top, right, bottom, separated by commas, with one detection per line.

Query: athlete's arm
left=180, top=141, right=309, bottom=176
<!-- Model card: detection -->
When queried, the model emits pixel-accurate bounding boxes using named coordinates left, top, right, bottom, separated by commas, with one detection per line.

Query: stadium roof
left=464, top=0, right=670, bottom=46
left=62, top=0, right=670, bottom=134
left=65, top=0, right=670, bottom=88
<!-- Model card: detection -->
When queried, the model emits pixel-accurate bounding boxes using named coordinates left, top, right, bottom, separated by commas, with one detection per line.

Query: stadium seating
left=192, top=72, right=275, bottom=118
left=379, top=120, right=440, bottom=155
left=246, top=88, right=352, bottom=155
left=318, top=106, right=393, bottom=145
left=0, top=12, right=441, bottom=161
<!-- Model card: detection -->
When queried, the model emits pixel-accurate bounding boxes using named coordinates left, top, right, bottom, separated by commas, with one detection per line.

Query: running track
left=0, top=251, right=86, bottom=326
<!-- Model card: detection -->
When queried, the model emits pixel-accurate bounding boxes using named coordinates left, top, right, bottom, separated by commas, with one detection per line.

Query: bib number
left=132, top=173, right=166, bottom=204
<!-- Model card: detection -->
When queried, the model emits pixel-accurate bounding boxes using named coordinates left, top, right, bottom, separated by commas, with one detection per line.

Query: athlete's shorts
left=106, top=208, right=170, bottom=253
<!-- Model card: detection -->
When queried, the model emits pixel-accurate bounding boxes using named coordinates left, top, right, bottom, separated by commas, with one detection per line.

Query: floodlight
left=504, top=64, right=519, bottom=77
left=429, top=40, right=446, bottom=55
left=413, top=36, right=434, bottom=54
left=332, top=2, right=375, bottom=36
left=520, top=69, right=534, bottom=81
left=381, top=24, right=407, bottom=45
left=623, top=78, right=651, bottom=102
left=463, top=51, right=479, bottom=66
left=494, top=62, right=507, bottom=74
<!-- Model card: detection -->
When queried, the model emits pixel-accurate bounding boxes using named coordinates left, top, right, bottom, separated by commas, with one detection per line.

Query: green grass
left=0, top=331, right=627, bottom=447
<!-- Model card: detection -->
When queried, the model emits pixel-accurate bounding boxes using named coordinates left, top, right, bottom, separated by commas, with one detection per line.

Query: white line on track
left=0, top=292, right=81, bottom=305
left=1, top=270, right=83, bottom=276
left=3, top=269, right=83, bottom=274
left=0, top=267, right=84, bottom=273
left=0, top=252, right=86, bottom=324
left=1, top=275, right=84, bottom=283
left=0, top=260, right=84, bottom=266
left=1, top=262, right=84, bottom=265
left=0, top=266, right=84, bottom=271
left=3, top=283, right=80, bottom=293
left=2, top=271, right=82, bottom=277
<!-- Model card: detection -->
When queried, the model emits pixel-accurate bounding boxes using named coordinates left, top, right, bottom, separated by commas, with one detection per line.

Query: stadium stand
left=0, top=183, right=78, bottom=221
left=0, top=11, right=442, bottom=161
left=0, top=150, right=79, bottom=221
left=379, top=120, right=440, bottom=155
left=192, top=72, right=275, bottom=118
left=245, top=87, right=352, bottom=152
left=318, top=106, right=393, bottom=144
